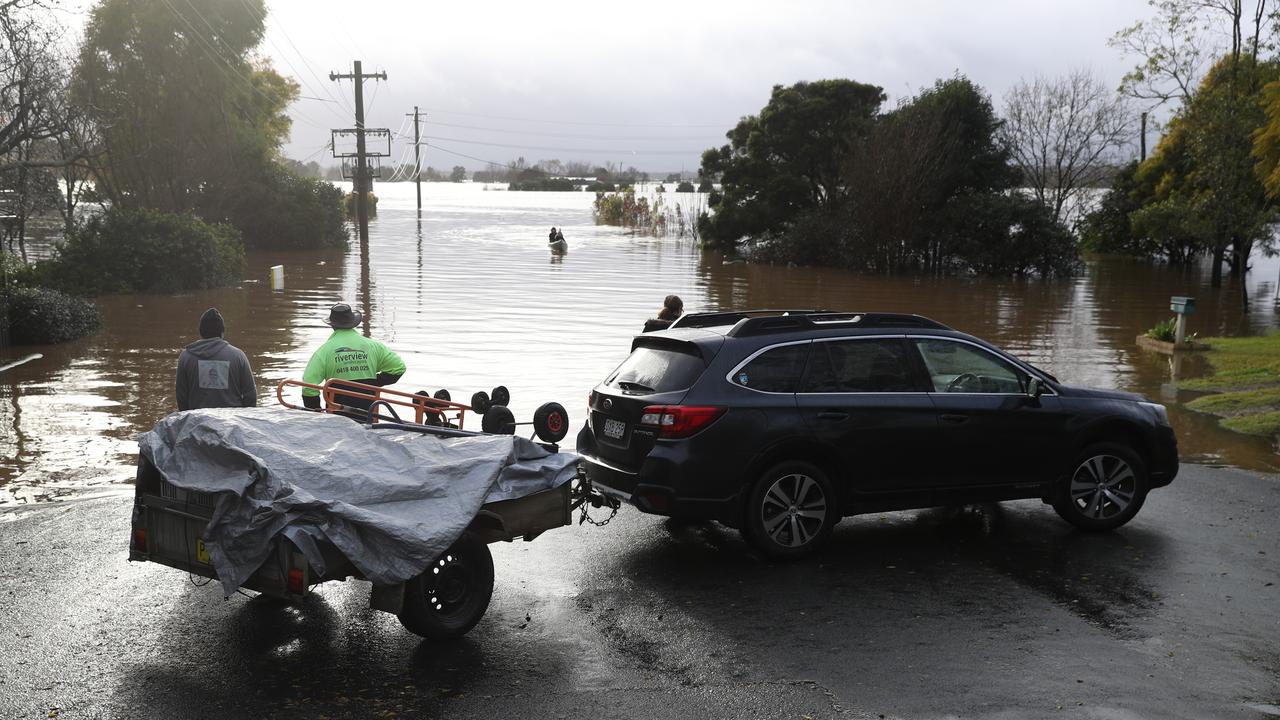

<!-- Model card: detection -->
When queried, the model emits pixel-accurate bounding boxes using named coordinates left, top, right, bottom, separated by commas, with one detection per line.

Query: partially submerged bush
left=47, top=208, right=244, bottom=294
left=231, top=169, right=349, bottom=250
left=1146, top=317, right=1177, bottom=342
left=2, top=286, right=100, bottom=344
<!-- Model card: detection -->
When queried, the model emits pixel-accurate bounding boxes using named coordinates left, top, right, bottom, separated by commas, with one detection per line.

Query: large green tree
left=697, top=79, right=886, bottom=249
left=1128, top=56, right=1279, bottom=286
left=72, top=0, right=331, bottom=243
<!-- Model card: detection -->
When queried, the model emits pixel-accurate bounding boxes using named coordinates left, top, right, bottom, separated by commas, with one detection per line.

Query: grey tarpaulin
left=137, top=407, right=578, bottom=596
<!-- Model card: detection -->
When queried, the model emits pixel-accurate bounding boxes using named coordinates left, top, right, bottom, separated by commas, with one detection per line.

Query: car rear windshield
left=606, top=345, right=706, bottom=394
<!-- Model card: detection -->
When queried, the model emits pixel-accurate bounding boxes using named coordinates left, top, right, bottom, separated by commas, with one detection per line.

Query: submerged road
left=0, top=464, right=1277, bottom=720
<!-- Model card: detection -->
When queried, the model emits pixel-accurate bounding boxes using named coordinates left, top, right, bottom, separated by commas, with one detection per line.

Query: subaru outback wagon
left=577, top=310, right=1178, bottom=558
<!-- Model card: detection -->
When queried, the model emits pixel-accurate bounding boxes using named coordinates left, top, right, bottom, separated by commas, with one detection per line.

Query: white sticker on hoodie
left=198, top=360, right=230, bottom=390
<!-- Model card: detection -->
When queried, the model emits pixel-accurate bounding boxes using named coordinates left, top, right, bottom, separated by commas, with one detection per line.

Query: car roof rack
left=671, top=309, right=950, bottom=337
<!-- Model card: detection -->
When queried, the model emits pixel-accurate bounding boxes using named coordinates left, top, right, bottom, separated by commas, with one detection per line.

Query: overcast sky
left=67, top=0, right=1158, bottom=173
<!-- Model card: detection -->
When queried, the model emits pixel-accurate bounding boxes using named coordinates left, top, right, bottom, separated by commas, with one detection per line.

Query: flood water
left=3, top=182, right=1279, bottom=502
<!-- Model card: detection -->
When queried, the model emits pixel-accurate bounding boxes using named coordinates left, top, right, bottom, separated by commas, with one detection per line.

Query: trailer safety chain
left=572, top=469, right=620, bottom=527
left=578, top=496, right=619, bottom=527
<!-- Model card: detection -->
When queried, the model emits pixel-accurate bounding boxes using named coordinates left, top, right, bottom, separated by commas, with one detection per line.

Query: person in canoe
left=549, top=227, right=567, bottom=253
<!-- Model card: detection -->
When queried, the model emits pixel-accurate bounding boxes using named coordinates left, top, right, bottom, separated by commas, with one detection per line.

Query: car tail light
left=132, top=528, right=147, bottom=553
left=287, top=568, right=305, bottom=594
left=640, top=405, right=726, bottom=439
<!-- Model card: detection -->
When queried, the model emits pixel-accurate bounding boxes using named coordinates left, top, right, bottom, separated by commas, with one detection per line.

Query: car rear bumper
left=579, top=452, right=740, bottom=524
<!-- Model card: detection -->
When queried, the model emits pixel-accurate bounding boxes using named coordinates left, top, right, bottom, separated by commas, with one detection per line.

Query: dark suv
left=576, top=310, right=1178, bottom=558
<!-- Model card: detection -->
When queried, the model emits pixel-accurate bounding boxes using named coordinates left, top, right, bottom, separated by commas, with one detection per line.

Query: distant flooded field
left=2, top=181, right=1278, bottom=502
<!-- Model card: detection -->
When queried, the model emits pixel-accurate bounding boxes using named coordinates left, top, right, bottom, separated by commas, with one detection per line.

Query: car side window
left=913, top=339, right=1026, bottom=394
left=731, top=343, right=810, bottom=393
left=802, top=338, right=916, bottom=393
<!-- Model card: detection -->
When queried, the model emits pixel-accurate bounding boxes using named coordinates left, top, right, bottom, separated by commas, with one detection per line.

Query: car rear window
left=606, top=345, right=706, bottom=394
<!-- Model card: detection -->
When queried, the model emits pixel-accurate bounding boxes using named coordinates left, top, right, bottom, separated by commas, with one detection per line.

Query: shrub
left=2, top=286, right=100, bottom=344
left=47, top=208, right=244, bottom=295
left=675, top=181, right=695, bottom=193
left=1146, top=317, right=1177, bottom=342
left=230, top=169, right=349, bottom=250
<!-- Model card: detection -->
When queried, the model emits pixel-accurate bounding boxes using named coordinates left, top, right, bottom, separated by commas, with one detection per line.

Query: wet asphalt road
left=1, top=464, right=1278, bottom=720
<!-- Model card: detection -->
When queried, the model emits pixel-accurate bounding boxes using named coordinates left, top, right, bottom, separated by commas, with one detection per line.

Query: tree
left=697, top=79, right=886, bottom=249
left=71, top=0, right=345, bottom=250
left=746, top=76, right=1079, bottom=277
left=450, top=165, right=467, bottom=182
left=1136, top=56, right=1279, bottom=287
left=73, top=0, right=296, bottom=215
left=1002, top=69, right=1134, bottom=227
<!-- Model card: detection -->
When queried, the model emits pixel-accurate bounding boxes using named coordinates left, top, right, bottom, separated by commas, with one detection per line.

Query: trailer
left=128, top=380, right=615, bottom=639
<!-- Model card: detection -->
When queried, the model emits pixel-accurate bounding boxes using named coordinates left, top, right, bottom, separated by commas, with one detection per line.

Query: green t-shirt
left=302, top=329, right=407, bottom=397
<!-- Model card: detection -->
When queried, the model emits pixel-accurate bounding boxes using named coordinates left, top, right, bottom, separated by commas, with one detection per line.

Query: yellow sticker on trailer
left=196, top=538, right=211, bottom=564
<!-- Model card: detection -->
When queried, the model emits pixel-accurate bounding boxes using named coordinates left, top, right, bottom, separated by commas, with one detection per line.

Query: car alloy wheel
left=1052, top=442, right=1148, bottom=532
left=1069, top=454, right=1136, bottom=520
left=761, top=472, right=828, bottom=548
left=744, top=461, right=837, bottom=558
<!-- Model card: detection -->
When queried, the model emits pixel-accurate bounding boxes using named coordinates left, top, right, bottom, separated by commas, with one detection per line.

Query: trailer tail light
left=287, top=568, right=305, bottom=595
left=132, top=528, right=147, bottom=553
left=640, top=406, right=726, bottom=439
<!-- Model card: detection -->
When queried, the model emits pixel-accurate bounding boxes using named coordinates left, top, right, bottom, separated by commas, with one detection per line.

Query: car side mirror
left=1027, top=377, right=1044, bottom=400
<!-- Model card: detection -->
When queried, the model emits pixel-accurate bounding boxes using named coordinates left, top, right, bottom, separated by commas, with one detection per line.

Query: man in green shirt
left=302, top=303, right=407, bottom=414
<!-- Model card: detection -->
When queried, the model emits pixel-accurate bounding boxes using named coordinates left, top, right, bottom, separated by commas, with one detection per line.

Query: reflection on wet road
left=0, top=464, right=1276, bottom=718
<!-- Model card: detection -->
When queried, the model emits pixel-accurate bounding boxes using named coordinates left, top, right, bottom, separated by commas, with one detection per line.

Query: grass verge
left=1178, top=333, right=1280, bottom=436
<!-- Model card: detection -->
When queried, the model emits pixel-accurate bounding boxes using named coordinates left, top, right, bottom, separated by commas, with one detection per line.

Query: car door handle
left=940, top=413, right=969, bottom=423
left=816, top=411, right=849, bottom=421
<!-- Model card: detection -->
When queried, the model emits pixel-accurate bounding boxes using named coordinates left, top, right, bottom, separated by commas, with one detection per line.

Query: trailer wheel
left=470, top=391, right=490, bottom=415
left=490, top=385, right=510, bottom=407
left=533, top=402, right=569, bottom=443
left=482, top=405, right=516, bottom=434
left=398, top=532, right=494, bottom=640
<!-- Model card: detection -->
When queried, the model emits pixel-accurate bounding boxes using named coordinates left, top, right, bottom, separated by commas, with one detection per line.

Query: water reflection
left=2, top=182, right=1279, bottom=499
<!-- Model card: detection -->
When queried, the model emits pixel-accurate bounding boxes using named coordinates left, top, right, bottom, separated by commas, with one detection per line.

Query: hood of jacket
left=184, top=337, right=229, bottom=359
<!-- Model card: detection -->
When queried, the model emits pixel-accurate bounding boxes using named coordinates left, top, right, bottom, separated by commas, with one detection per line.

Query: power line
left=415, top=133, right=703, bottom=156
left=229, top=0, right=352, bottom=121
left=422, top=107, right=731, bottom=129
left=158, top=0, right=328, bottom=130
left=422, top=141, right=523, bottom=171
left=424, top=119, right=725, bottom=142
left=238, top=0, right=355, bottom=115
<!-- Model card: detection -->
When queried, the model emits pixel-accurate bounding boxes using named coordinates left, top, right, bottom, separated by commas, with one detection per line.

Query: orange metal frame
left=276, top=378, right=471, bottom=428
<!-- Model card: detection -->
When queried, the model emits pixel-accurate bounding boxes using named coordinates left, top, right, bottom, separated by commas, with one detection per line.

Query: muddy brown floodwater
left=2, top=182, right=1278, bottom=502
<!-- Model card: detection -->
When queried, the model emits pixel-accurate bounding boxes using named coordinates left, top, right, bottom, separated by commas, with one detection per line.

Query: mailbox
left=1170, top=296, right=1196, bottom=315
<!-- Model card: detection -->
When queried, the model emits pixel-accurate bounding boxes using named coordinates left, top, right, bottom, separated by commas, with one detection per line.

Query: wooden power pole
left=406, top=106, right=424, bottom=210
left=329, top=60, right=388, bottom=241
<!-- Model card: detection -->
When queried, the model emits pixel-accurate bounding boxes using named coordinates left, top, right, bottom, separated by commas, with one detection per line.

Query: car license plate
left=196, top=537, right=211, bottom=564
left=602, top=418, right=626, bottom=439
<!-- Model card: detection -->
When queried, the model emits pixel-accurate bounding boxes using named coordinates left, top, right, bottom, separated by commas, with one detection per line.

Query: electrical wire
left=157, top=0, right=329, bottom=131
left=421, top=107, right=731, bottom=129
left=235, top=0, right=354, bottom=116
left=425, top=119, right=724, bottom=142
left=417, top=134, right=702, bottom=156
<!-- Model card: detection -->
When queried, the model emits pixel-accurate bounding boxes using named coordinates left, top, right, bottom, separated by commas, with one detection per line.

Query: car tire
left=1052, top=442, right=1149, bottom=532
left=743, top=461, right=837, bottom=559
left=397, top=532, right=494, bottom=640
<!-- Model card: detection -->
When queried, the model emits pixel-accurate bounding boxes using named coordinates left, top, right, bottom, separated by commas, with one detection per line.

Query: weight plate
left=490, top=385, right=510, bottom=407
left=481, top=405, right=516, bottom=435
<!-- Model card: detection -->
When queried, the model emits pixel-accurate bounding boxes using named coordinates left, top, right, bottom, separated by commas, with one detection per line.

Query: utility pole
left=329, top=60, right=388, bottom=241
left=405, top=106, right=424, bottom=210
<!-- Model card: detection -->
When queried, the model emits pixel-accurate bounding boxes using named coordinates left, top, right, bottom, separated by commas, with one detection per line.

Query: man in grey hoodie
left=175, top=308, right=257, bottom=410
